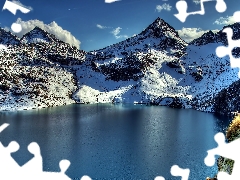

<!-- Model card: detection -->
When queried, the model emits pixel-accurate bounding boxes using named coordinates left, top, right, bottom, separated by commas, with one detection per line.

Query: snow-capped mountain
left=0, top=27, right=86, bottom=111
left=21, top=26, right=63, bottom=44
left=190, top=22, right=240, bottom=46
left=74, top=18, right=239, bottom=114
left=189, top=30, right=217, bottom=46
left=88, top=18, right=187, bottom=59
left=0, top=17, right=239, bottom=115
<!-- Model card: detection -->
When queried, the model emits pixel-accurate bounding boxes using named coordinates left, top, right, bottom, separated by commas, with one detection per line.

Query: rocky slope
left=0, top=28, right=86, bottom=110
left=0, top=28, right=20, bottom=45
left=74, top=18, right=239, bottom=115
left=0, top=17, right=239, bottom=115
left=213, top=79, right=240, bottom=116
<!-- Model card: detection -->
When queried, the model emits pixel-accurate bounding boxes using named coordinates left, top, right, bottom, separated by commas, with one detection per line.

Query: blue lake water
left=0, top=104, right=231, bottom=179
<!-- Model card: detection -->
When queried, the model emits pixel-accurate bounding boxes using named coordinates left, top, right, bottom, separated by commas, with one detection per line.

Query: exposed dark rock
left=166, top=60, right=181, bottom=68
left=191, top=71, right=203, bottom=81
left=213, top=80, right=240, bottom=116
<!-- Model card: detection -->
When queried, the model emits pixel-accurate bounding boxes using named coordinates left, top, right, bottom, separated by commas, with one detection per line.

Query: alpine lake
left=0, top=103, right=231, bottom=179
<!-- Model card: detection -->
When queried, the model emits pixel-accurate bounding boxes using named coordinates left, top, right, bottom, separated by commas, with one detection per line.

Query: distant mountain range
left=0, top=17, right=239, bottom=116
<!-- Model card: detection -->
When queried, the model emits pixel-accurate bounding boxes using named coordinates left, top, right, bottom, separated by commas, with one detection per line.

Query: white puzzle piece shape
left=174, top=0, right=227, bottom=22
left=171, top=165, right=190, bottom=180
left=205, top=132, right=240, bottom=179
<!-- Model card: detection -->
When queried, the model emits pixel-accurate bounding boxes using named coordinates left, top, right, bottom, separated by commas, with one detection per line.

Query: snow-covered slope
left=75, top=42, right=238, bottom=113
left=0, top=17, right=239, bottom=115
left=74, top=18, right=240, bottom=114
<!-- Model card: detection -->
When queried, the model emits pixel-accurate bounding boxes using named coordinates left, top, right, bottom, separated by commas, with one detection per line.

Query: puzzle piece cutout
left=2, top=0, right=31, bottom=33
left=216, top=11, right=240, bottom=77
left=2, top=0, right=31, bottom=15
left=154, top=176, right=165, bottom=180
left=174, top=0, right=226, bottom=22
left=0, top=123, right=9, bottom=133
left=0, top=141, right=21, bottom=178
left=81, top=175, right=92, bottom=180
left=0, top=123, right=92, bottom=179
left=21, top=142, right=43, bottom=174
left=204, top=132, right=240, bottom=180
left=154, top=165, right=190, bottom=180
left=171, top=165, right=190, bottom=180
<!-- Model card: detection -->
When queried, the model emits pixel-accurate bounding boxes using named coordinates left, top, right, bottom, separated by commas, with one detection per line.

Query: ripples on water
left=0, top=104, right=232, bottom=179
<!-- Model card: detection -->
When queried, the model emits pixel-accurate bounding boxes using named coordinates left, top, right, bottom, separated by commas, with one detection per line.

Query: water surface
left=0, top=104, right=231, bottom=179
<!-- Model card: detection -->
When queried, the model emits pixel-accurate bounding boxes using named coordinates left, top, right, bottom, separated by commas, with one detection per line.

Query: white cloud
left=213, top=16, right=235, bottom=25
left=111, top=27, right=121, bottom=36
left=193, top=0, right=200, bottom=4
left=156, top=3, right=172, bottom=12
left=12, top=18, right=81, bottom=49
left=11, top=0, right=33, bottom=11
left=111, top=27, right=128, bottom=39
left=96, top=24, right=107, bottom=29
left=177, top=27, right=219, bottom=42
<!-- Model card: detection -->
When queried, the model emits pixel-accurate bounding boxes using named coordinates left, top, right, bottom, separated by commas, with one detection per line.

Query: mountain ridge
left=0, top=17, right=239, bottom=115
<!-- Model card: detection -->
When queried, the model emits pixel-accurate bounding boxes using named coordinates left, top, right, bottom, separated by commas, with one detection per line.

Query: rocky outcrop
left=98, top=53, right=156, bottom=81
left=189, top=30, right=217, bottom=46
left=213, top=80, right=240, bottom=116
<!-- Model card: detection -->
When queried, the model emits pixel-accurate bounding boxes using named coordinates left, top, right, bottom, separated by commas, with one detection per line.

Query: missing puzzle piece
left=0, top=123, right=9, bottom=133
left=154, top=165, right=190, bottom=180
left=204, top=132, right=240, bottom=179
left=171, top=165, right=190, bottom=180
left=36, top=160, right=71, bottom=180
left=2, top=0, right=31, bottom=15
left=215, top=11, right=240, bottom=77
left=174, top=0, right=227, bottom=22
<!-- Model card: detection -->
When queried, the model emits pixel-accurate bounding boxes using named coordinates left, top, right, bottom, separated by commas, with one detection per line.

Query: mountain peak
left=153, top=17, right=163, bottom=23
left=32, top=26, right=45, bottom=32
left=189, top=30, right=217, bottom=45
left=140, top=17, right=184, bottom=42
left=20, top=26, right=62, bottom=44
left=144, top=17, right=171, bottom=32
left=190, top=23, right=240, bottom=46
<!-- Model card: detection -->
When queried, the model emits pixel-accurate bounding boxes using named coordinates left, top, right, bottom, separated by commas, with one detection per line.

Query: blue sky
left=0, top=0, right=239, bottom=51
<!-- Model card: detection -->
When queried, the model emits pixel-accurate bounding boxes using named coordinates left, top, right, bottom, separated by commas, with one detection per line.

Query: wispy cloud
left=213, top=16, right=235, bottom=25
left=156, top=3, right=172, bottom=12
left=177, top=27, right=218, bottom=42
left=111, top=27, right=121, bottom=36
left=111, top=27, right=128, bottom=39
left=96, top=24, right=107, bottom=29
